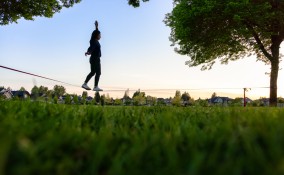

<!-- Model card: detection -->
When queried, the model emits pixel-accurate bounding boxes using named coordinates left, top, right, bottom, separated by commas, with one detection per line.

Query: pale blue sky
left=0, top=0, right=283, bottom=99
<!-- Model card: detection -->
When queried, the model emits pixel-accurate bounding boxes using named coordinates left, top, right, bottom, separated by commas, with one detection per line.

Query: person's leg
left=94, top=59, right=101, bottom=87
left=82, top=61, right=95, bottom=90
left=95, top=74, right=100, bottom=87
left=93, top=59, right=102, bottom=91
left=84, top=61, right=96, bottom=83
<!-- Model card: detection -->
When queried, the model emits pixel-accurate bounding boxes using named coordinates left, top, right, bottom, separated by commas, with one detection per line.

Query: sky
left=0, top=0, right=284, bottom=99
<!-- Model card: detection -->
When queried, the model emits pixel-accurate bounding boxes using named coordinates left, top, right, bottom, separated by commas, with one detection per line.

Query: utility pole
left=243, top=88, right=251, bottom=107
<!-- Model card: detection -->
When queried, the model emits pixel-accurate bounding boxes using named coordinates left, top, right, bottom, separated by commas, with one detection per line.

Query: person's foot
left=82, top=83, right=91, bottom=90
left=93, top=86, right=103, bottom=91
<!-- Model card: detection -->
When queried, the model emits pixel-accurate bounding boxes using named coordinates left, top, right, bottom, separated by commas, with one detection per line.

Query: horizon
left=1, top=83, right=271, bottom=100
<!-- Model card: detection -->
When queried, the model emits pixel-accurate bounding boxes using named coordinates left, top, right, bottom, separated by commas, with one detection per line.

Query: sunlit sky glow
left=0, top=0, right=283, bottom=99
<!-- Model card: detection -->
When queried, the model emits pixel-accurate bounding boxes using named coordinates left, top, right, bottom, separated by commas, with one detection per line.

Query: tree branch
left=245, top=21, right=273, bottom=61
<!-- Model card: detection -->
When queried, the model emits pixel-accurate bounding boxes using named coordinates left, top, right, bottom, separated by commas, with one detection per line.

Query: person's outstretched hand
left=85, top=52, right=91, bottom=56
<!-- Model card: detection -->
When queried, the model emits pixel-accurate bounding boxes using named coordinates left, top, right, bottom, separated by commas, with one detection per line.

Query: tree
left=95, top=92, right=101, bottom=104
left=104, top=94, right=113, bottom=105
left=181, top=91, right=192, bottom=106
left=39, top=86, right=48, bottom=95
left=172, top=90, right=182, bottom=106
left=82, top=91, right=88, bottom=98
left=53, top=95, right=58, bottom=104
left=53, top=85, right=65, bottom=97
left=31, top=86, right=39, bottom=94
left=132, top=89, right=146, bottom=106
left=124, top=89, right=130, bottom=99
left=73, top=94, right=79, bottom=105
left=46, top=90, right=53, bottom=100
left=181, top=91, right=190, bottom=101
left=20, top=87, right=26, bottom=91
left=80, top=91, right=88, bottom=104
left=132, top=89, right=146, bottom=99
left=165, top=0, right=284, bottom=106
left=133, top=93, right=146, bottom=106
left=196, top=98, right=209, bottom=107
left=0, top=0, right=81, bottom=25
left=211, top=92, right=217, bottom=99
left=114, top=98, right=123, bottom=106
left=128, top=0, right=149, bottom=7
left=1, top=0, right=149, bottom=25
left=64, top=94, right=71, bottom=105
left=146, top=95, right=157, bottom=106
left=100, top=95, right=105, bottom=106
left=31, top=85, right=39, bottom=99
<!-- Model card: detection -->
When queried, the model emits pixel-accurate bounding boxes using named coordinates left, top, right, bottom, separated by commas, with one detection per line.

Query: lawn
left=1, top=101, right=284, bottom=175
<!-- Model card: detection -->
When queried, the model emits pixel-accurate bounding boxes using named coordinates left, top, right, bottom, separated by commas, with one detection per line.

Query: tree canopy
left=0, top=0, right=149, bottom=25
left=165, top=0, right=284, bottom=106
left=128, top=0, right=149, bottom=7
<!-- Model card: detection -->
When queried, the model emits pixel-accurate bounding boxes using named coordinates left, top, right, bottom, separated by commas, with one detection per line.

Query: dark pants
left=84, top=57, right=101, bottom=87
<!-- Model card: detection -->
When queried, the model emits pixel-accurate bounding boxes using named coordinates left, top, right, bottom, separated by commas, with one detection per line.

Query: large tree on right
left=165, top=0, right=284, bottom=106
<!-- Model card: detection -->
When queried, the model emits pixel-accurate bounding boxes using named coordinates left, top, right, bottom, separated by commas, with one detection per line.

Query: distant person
left=82, top=20, right=103, bottom=91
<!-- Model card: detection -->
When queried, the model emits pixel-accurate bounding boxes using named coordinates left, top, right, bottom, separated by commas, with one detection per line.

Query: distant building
left=0, top=87, right=13, bottom=99
left=121, top=96, right=132, bottom=105
left=240, top=97, right=253, bottom=106
left=209, top=97, right=233, bottom=106
left=259, top=98, right=270, bottom=106
left=11, top=90, right=31, bottom=99
left=86, top=96, right=93, bottom=102
left=157, top=98, right=172, bottom=106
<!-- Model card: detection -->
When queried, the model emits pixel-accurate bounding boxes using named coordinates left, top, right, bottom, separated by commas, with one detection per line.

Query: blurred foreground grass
left=1, top=101, right=284, bottom=175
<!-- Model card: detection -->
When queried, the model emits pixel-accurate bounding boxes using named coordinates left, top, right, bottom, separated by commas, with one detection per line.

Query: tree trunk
left=269, top=39, right=280, bottom=107
left=270, top=60, right=279, bottom=106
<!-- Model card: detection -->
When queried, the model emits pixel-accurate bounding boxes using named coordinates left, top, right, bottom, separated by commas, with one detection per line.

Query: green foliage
left=19, top=87, right=26, bottom=91
left=95, top=92, right=101, bottom=104
left=181, top=91, right=190, bottom=102
left=165, top=0, right=277, bottom=68
left=172, top=90, right=181, bottom=106
left=1, top=101, right=284, bottom=174
left=82, top=91, right=88, bottom=99
left=0, top=0, right=81, bottom=25
left=104, top=94, right=113, bottom=105
left=100, top=95, right=105, bottom=106
left=211, top=92, right=217, bottom=99
left=278, top=97, right=284, bottom=103
left=195, top=98, right=209, bottom=107
left=114, top=98, right=123, bottom=106
left=146, top=96, right=157, bottom=106
left=132, top=89, right=146, bottom=106
left=53, top=85, right=66, bottom=97
left=31, top=86, right=39, bottom=98
left=1, top=0, right=149, bottom=25
left=165, top=0, right=284, bottom=106
left=128, top=0, right=149, bottom=7
left=132, top=89, right=145, bottom=99
left=230, top=98, right=243, bottom=107
left=64, top=94, right=71, bottom=105
left=39, top=86, right=48, bottom=95
left=133, top=94, right=146, bottom=106
left=73, top=95, right=79, bottom=105
left=53, top=95, right=58, bottom=104
left=181, top=91, right=195, bottom=106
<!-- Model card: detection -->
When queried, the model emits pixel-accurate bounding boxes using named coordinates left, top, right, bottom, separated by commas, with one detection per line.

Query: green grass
left=1, top=101, right=284, bottom=175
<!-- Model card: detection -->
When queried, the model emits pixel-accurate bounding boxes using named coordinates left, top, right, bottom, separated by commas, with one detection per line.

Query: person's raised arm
left=95, top=20, right=99, bottom=31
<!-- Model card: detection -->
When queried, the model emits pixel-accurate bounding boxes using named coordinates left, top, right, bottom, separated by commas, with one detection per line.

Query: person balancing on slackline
left=82, top=20, right=103, bottom=91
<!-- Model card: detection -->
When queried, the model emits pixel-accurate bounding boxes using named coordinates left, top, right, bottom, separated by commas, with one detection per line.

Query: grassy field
left=1, top=101, right=284, bottom=175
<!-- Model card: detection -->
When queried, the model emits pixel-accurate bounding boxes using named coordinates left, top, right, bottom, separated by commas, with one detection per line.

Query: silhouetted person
left=82, top=20, right=103, bottom=91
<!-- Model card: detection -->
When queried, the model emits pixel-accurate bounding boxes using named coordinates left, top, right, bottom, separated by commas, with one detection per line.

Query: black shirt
left=87, top=30, right=101, bottom=58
